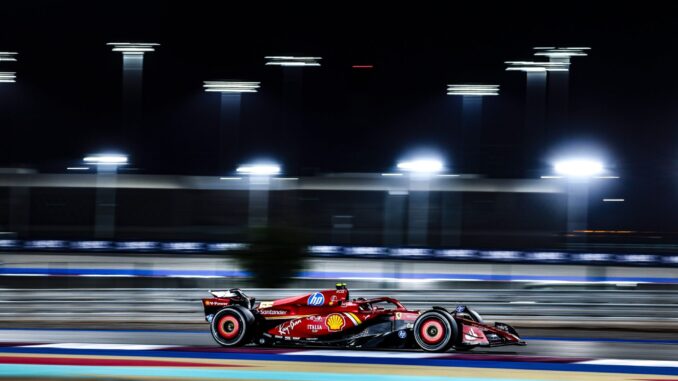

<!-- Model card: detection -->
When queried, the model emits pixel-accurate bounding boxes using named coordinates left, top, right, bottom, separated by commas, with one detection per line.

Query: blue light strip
left=0, top=240, right=676, bottom=267
left=0, top=267, right=675, bottom=283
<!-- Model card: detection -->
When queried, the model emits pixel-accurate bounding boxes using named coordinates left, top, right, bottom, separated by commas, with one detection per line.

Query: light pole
left=265, top=55, right=321, bottom=173
left=0, top=51, right=17, bottom=165
left=107, top=42, right=159, bottom=151
left=446, top=84, right=499, bottom=173
left=83, top=154, right=128, bottom=239
left=542, top=157, right=608, bottom=247
left=534, top=47, right=590, bottom=140
left=0, top=71, right=16, bottom=166
left=204, top=81, right=261, bottom=172
left=396, top=158, right=445, bottom=246
left=236, top=162, right=281, bottom=228
left=0, top=52, right=20, bottom=235
left=543, top=156, right=615, bottom=282
left=506, top=61, right=569, bottom=173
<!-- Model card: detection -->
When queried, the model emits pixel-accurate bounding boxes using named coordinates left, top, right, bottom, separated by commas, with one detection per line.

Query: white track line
left=285, top=349, right=449, bottom=358
left=22, top=343, right=173, bottom=350
left=578, top=359, right=678, bottom=368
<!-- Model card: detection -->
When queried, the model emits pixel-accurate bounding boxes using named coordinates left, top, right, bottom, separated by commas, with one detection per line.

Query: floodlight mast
left=83, top=153, right=129, bottom=239
left=446, top=84, right=500, bottom=173
left=0, top=52, right=17, bottom=164
left=394, top=156, right=447, bottom=246
left=533, top=47, right=591, bottom=143
left=236, top=161, right=282, bottom=228
left=506, top=60, right=565, bottom=174
left=107, top=42, right=159, bottom=154
left=544, top=156, right=610, bottom=248
left=204, top=80, right=261, bottom=171
left=265, top=54, right=322, bottom=172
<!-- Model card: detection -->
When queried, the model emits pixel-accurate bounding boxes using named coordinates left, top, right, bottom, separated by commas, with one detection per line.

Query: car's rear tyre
left=210, top=306, right=254, bottom=347
left=413, top=310, right=457, bottom=352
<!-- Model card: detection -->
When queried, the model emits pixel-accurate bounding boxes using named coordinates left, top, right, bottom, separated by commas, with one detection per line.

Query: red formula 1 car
left=202, top=284, right=525, bottom=352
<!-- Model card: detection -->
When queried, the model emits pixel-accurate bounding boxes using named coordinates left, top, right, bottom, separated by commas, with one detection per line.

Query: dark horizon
left=0, top=2, right=675, bottom=181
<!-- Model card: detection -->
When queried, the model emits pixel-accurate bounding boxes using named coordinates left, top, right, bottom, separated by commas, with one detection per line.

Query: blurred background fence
left=1, top=288, right=677, bottom=330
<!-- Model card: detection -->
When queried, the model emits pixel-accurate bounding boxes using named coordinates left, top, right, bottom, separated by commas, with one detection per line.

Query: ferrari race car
left=202, top=284, right=525, bottom=352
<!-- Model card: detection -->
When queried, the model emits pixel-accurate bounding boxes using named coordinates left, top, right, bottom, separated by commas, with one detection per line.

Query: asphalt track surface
left=1, top=327, right=678, bottom=360
left=1, top=328, right=678, bottom=380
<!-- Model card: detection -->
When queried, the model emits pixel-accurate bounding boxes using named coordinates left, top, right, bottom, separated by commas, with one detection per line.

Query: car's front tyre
left=413, top=309, right=458, bottom=352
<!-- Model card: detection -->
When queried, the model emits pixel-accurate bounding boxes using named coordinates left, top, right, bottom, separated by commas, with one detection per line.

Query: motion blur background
left=0, top=2, right=677, bottom=380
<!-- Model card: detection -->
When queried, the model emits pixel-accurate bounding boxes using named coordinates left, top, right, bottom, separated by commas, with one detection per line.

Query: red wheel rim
left=420, top=318, right=444, bottom=344
left=217, top=315, right=240, bottom=339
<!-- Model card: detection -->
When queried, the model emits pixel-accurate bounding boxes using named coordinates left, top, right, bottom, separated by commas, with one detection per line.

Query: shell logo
left=325, top=313, right=345, bottom=331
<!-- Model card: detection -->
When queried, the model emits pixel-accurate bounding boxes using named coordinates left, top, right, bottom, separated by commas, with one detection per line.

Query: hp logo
left=307, top=292, right=325, bottom=306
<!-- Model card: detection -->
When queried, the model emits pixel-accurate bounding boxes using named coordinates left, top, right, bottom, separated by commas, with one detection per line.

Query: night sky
left=0, top=1, right=676, bottom=186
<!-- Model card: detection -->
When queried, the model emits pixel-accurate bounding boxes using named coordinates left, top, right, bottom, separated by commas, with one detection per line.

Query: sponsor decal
left=259, top=309, right=287, bottom=315
left=574, top=253, right=612, bottom=262
left=308, top=315, right=323, bottom=322
left=207, top=243, right=246, bottom=251
left=463, top=326, right=486, bottom=344
left=436, top=249, right=476, bottom=259
left=391, top=248, right=431, bottom=257
left=325, top=313, right=345, bottom=331
left=258, top=302, right=274, bottom=309
left=395, top=312, right=402, bottom=320
left=278, top=319, right=302, bottom=336
left=345, top=246, right=385, bottom=255
left=308, top=245, right=342, bottom=254
left=26, top=240, right=65, bottom=249
left=617, top=254, right=656, bottom=263
left=71, top=241, right=111, bottom=250
left=330, top=295, right=338, bottom=306
left=116, top=241, right=158, bottom=250
left=336, top=289, right=346, bottom=294
left=0, top=240, right=17, bottom=248
left=307, top=324, right=323, bottom=331
left=526, top=252, right=567, bottom=261
left=307, top=292, right=325, bottom=306
left=204, top=300, right=230, bottom=307
left=344, top=312, right=362, bottom=325
left=398, top=330, right=407, bottom=339
left=481, top=251, right=522, bottom=261
left=162, top=242, right=203, bottom=251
